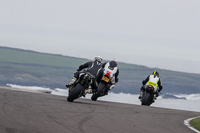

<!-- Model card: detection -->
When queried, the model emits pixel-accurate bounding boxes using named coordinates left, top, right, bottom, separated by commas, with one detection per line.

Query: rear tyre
left=67, top=84, right=83, bottom=102
left=91, top=82, right=105, bottom=101
left=141, top=93, right=150, bottom=106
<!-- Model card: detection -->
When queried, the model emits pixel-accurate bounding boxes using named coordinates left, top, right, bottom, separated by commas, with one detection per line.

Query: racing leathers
left=102, top=61, right=119, bottom=90
left=66, top=60, right=104, bottom=92
left=139, top=74, right=163, bottom=99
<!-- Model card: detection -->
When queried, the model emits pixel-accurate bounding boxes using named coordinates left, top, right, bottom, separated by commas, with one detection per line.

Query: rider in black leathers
left=66, top=56, right=104, bottom=93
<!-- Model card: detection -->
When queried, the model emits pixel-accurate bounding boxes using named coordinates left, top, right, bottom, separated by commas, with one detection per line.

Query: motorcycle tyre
left=67, top=83, right=83, bottom=102
left=141, top=92, right=151, bottom=106
left=91, top=82, right=105, bottom=101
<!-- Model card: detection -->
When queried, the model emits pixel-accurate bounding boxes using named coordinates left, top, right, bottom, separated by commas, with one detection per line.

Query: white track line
left=184, top=116, right=200, bottom=133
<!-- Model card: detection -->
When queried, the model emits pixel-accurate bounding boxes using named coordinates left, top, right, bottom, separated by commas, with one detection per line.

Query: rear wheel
left=67, top=84, right=83, bottom=102
left=141, top=92, right=150, bottom=106
left=91, top=82, right=105, bottom=101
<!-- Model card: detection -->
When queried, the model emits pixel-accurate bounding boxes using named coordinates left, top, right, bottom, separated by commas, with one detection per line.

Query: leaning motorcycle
left=91, top=71, right=114, bottom=101
left=67, top=72, right=94, bottom=102
left=140, top=85, right=157, bottom=106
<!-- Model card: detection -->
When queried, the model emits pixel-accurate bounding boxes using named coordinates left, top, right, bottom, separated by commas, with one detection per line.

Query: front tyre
left=67, top=84, right=83, bottom=102
left=91, top=82, right=106, bottom=101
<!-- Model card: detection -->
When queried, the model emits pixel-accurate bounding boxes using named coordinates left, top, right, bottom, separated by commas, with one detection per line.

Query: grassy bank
left=190, top=117, right=200, bottom=131
left=1, top=46, right=200, bottom=94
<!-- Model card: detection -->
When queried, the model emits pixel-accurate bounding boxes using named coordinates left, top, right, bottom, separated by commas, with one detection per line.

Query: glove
left=109, top=84, right=115, bottom=90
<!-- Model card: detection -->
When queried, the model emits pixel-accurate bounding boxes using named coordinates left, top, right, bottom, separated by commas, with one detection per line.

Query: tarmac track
left=0, top=88, right=200, bottom=133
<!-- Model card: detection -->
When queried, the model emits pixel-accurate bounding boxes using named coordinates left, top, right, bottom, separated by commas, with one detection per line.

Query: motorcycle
left=67, top=71, right=94, bottom=102
left=140, top=85, right=158, bottom=106
left=91, top=70, right=115, bottom=101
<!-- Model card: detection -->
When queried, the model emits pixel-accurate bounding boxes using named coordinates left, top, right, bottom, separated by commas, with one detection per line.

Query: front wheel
left=91, top=82, right=106, bottom=101
left=67, top=84, right=83, bottom=102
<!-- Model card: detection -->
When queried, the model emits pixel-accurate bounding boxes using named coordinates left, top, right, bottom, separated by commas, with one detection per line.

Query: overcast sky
left=0, top=0, right=200, bottom=73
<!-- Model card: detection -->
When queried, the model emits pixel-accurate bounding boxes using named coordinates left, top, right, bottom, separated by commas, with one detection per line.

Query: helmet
left=152, top=71, right=159, bottom=77
left=110, top=59, right=118, bottom=68
left=94, top=56, right=103, bottom=64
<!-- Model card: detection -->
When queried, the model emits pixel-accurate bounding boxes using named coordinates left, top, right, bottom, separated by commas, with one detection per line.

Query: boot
left=138, top=91, right=143, bottom=99
left=153, top=93, right=158, bottom=101
left=82, top=88, right=92, bottom=97
left=66, top=77, right=77, bottom=88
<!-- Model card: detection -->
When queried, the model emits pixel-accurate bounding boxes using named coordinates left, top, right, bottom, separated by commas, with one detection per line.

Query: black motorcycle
left=91, top=71, right=112, bottom=101
left=140, top=85, right=157, bottom=106
left=67, top=72, right=94, bottom=102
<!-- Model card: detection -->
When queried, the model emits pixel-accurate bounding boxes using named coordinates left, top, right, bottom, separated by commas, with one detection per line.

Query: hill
left=0, top=46, right=200, bottom=94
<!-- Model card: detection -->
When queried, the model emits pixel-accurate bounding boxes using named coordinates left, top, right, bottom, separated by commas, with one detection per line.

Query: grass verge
left=190, top=117, right=200, bottom=131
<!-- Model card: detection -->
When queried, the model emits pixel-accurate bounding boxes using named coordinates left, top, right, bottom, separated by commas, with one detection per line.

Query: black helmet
left=109, top=60, right=118, bottom=68
left=152, top=71, right=159, bottom=77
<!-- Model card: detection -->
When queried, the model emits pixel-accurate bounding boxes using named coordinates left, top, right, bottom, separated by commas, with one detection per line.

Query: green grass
left=0, top=47, right=87, bottom=68
left=190, top=117, right=200, bottom=131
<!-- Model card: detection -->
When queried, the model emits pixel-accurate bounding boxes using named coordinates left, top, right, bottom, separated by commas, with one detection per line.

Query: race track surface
left=0, top=88, right=199, bottom=133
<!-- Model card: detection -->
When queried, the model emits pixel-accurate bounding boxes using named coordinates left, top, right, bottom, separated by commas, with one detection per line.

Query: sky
left=0, top=0, right=200, bottom=73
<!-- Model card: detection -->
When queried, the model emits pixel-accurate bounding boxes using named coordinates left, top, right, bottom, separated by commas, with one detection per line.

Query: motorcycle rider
left=138, top=71, right=163, bottom=99
left=102, top=59, right=119, bottom=92
left=66, top=56, right=104, bottom=94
